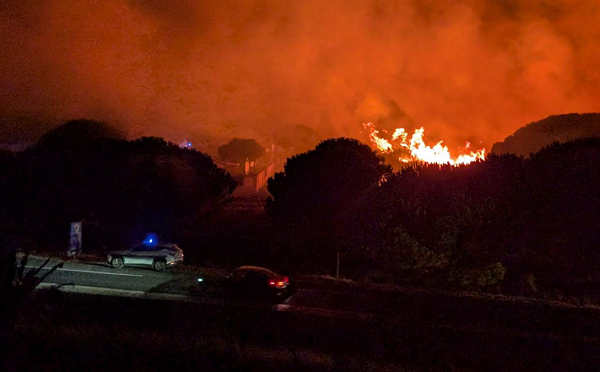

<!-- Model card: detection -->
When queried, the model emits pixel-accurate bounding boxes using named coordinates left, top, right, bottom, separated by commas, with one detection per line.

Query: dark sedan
left=228, top=266, right=292, bottom=297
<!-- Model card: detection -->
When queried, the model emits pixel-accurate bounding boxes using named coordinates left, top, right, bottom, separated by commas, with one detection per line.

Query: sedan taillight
left=270, top=276, right=288, bottom=288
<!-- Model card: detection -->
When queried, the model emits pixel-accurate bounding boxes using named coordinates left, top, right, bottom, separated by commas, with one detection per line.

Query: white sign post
left=68, top=222, right=82, bottom=257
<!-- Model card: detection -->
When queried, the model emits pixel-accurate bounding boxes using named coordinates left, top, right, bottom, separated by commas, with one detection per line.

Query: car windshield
left=131, top=244, right=156, bottom=252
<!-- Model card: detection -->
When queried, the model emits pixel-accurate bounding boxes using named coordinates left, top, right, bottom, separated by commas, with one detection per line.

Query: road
left=10, top=256, right=600, bottom=371
left=25, top=256, right=181, bottom=292
left=24, top=257, right=375, bottom=319
left=23, top=256, right=600, bottom=335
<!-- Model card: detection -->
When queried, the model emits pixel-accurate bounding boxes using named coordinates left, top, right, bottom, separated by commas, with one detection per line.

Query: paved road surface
left=23, top=256, right=600, bottom=337
left=25, top=257, right=178, bottom=292
left=13, top=256, right=600, bottom=371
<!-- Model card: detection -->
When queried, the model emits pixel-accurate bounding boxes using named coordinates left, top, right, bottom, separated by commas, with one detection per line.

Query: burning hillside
left=363, top=122, right=485, bottom=166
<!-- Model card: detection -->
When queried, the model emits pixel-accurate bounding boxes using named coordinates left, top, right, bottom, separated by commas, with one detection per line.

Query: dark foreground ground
left=2, top=285, right=600, bottom=372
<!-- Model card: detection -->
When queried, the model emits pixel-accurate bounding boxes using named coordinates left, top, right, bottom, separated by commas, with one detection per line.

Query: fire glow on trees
left=362, top=122, right=485, bottom=166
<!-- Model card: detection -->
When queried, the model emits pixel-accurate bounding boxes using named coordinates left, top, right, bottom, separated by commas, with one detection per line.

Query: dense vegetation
left=269, top=137, right=600, bottom=297
left=0, top=121, right=237, bottom=253
left=2, top=120, right=600, bottom=299
left=218, top=138, right=265, bottom=164
left=266, top=138, right=392, bottom=271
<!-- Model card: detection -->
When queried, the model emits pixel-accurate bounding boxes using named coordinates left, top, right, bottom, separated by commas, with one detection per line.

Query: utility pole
left=336, top=250, right=340, bottom=279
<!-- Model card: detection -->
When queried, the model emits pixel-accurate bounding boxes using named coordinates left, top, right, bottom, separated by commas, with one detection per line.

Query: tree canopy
left=0, top=122, right=236, bottom=252
left=36, top=119, right=124, bottom=149
left=345, top=138, right=600, bottom=292
left=218, top=138, right=265, bottom=164
left=267, top=137, right=392, bottom=224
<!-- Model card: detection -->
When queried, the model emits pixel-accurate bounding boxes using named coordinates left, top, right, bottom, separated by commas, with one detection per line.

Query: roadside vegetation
left=0, top=240, right=63, bottom=339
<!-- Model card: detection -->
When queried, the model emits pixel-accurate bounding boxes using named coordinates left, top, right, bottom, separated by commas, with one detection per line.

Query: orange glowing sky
left=1, top=0, right=600, bottom=152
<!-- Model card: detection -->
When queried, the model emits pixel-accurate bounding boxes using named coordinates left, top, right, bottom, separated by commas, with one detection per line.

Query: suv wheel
left=153, top=259, right=167, bottom=272
left=111, top=257, right=124, bottom=269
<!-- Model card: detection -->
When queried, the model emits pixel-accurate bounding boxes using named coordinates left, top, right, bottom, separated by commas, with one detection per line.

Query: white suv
left=108, top=243, right=184, bottom=271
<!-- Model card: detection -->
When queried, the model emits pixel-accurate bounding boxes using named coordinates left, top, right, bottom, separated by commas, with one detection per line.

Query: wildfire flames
left=363, top=123, right=485, bottom=166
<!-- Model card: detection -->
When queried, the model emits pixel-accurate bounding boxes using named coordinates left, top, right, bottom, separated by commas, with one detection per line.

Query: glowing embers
left=362, top=122, right=485, bottom=166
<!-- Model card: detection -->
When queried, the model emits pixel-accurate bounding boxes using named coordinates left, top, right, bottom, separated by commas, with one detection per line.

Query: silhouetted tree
left=520, top=138, right=600, bottom=293
left=348, top=138, right=600, bottom=295
left=267, top=138, right=392, bottom=273
left=0, top=122, right=236, bottom=254
left=218, top=138, right=265, bottom=164
left=273, top=125, right=321, bottom=154
left=352, top=155, right=525, bottom=286
left=268, top=137, right=391, bottom=223
left=36, top=119, right=124, bottom=150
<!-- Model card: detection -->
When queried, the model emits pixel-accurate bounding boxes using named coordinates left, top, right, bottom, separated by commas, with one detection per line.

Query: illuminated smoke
left=1, top=0, right=599, bottom=152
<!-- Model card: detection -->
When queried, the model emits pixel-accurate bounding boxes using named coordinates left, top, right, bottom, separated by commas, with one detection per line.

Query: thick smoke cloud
left=1, top=0, right=599, bottom=152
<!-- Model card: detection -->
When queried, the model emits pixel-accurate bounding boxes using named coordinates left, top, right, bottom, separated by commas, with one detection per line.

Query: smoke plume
left=1, top=0, right=599, bottom=152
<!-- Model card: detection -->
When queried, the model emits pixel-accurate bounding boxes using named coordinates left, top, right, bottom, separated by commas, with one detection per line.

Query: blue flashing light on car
left=143, top=233, right=158, bottom=247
